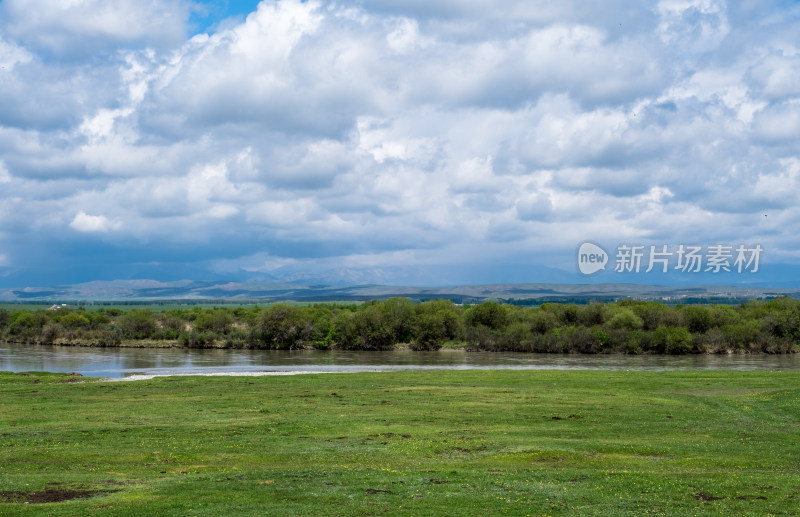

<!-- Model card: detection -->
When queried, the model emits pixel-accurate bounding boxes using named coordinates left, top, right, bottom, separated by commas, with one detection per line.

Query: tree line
left=1, top=297, right=800, bottom=354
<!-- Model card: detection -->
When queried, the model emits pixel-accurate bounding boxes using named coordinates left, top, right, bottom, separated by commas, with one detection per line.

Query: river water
left=2, top=342, right=799, bottom=378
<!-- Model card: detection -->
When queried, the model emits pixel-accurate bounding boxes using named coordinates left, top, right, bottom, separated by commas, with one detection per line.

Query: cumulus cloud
left=0, top=0, right=191, bottom=56
left=0, top=0, right=799, bottom=284
left=0, top=37, right=33, bottom=70
left=0, top=161, right=11, bottom=183
left=70, top=211, right=122, bottom=233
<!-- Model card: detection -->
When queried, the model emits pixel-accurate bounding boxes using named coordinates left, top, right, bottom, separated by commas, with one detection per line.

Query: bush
left=3, top=298, right=800, bottom=355
left=697, top=328, right=726, bottom=353
left=116, top=310, right=157, bottom=339
left=607, top=309, right=643, bottom=331
left=498, top=322, right=534, bottom=351
left=224, top=327, right=251, bottom=349
left=541, top=303, right=579, bottom=325
left=57, top=312, right=91, bottom=329
left=623, top=330, right=648, bottom=354
left=760, top=310, right=799, bottom=338
left=465, top=325, right=498, bottom=351
left=7, top=312, right=42, bottom=339
left=561, top=326, right=603, bottom=354
left=652, top=325, right=693, bottom=354
left=253, top=305, right=313, bottom=349
left=193, top=310, right=234, bottom=335
left=85, top=311, right=110, bottom=328
left=349, top=305, right=396, bottom=350
left=682, top=306, right=712, bottom=333
left=412, top=300, right=461, bottom=350
left=179, top=330, right=216, bottom=348
left=40, top=323, right=62, bottom=345
left=0, top=309, right=10, bottom=331
left=578, top=302, right=605, bottom=326
left=380, top=298, right=416, bottom=344
left=465, top=302, right=508, bottom=330
left=412, top=312, right=447, bottom=350
left=96, top=329, right=122, bottom=346
left=721, top=320, right=760, bottom=350
left=530, top=333, right=561, bottom=353
left=629, top=302, right=683, bottom=330
left=528, top=310, right=557, bottom=334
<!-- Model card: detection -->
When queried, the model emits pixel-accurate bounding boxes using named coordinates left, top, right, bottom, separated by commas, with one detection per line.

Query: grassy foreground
left=1, top=370, right=798, bottom=516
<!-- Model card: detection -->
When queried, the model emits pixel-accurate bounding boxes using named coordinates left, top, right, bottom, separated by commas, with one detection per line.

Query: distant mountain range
left=0, top=279, right=796, bottom=304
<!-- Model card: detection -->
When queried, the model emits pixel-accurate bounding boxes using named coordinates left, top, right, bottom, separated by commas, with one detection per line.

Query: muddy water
left=2, top=342, right=799, bottom=378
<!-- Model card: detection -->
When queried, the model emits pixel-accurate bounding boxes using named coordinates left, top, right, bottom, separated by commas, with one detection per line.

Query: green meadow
left=1, top=370, right=798, bottom=516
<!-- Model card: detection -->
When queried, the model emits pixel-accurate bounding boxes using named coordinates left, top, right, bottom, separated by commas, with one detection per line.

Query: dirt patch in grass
left=0, top=488, right=117, bottom=504
left=367, top=433, right=411, bottom=439
left=694, top=492, right=723, bottom=501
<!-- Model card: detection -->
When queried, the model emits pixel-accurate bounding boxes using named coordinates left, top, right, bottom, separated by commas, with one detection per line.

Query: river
left=2, top=342, right=799, bottom=378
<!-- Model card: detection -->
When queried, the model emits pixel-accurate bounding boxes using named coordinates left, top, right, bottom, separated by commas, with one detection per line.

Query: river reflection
left=2, top=342, right=799, bottom=378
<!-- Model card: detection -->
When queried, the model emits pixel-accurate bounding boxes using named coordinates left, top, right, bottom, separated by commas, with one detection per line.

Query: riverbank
left=3, top=338, right=797, bottom=354
left=1, top=369, right=798, bottom=515
left=4, top=298, right=800, bottom=354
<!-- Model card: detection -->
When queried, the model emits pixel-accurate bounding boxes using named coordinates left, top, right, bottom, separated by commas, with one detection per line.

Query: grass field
left=0, top=370, right=798, bottom=516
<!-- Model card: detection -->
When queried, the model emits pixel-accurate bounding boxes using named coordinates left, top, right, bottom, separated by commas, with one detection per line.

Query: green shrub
left=57, top=312, right=91, bottom=329
left=698, top=328, right=726, bottom=353
left=578, top=302, right=605, bottom=326
left=179, top=330, right=216, bottom=348
left=0, top=309, right=10, bottom=331
left=193, top=310, right=234, bottom=334
left=253, top=304, right=313, bottom=349
left=412, top=300, right=461, bottom=350
left=682, top=305, right=712, bottom=333
left=623, top=330, right=645, bottom=354
left=465, top=325, right=498, bottom=351
left=116, top=310, right=157, bottom=339
left=721, top=320, right=761, bottom=349
left=528, top=309, right=557, bottom=334
left=607, top=309, right=644, bottom=331
left=652, top=325, right=693, bottom=354
left=7, top=312, right=42, bottom=337
left=465, top=302, right=508, bottom=330
left=496, top=321, right=533, bottom=351
left=380, top=297, right=416, bottom=344
left=40, top=323, right=62, bottom=345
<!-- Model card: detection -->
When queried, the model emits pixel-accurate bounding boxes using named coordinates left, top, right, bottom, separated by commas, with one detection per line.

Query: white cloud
left=70, top=211, right=122, bottom=233
left=0, top=38, right=33, bottom=70
left=657, top=0, right=730, bottom=52
left=748, top=54, right=800, bottom=100
left=1, top=0, right=799, bottom=284
left=752, top=99, right=800, bottom=143
left=0, top=162, right=11, bottom=183
left=246, top=198, right=325, bottom=229
left=516, top=192, right=553, bottom=222
left=0, top=0, right=190, bottom=55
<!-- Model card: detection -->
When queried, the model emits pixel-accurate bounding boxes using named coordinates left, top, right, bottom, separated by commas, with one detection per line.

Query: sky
left=0, top=0, right=799, bottom=288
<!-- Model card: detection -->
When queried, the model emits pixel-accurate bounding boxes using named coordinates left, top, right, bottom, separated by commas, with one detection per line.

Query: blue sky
left=191, top=1, right=263, bottom=32
left=1, top=0, right=799, bottom=288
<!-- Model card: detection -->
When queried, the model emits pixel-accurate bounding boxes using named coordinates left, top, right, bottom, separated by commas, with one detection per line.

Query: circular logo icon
left=577, top=242, right=608, bottom=275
